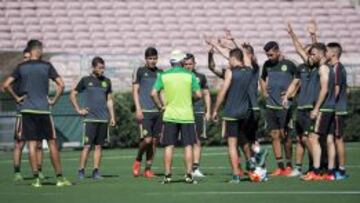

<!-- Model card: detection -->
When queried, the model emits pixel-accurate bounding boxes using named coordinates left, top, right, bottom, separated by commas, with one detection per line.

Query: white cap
left=170, top=49, right=186, bottom=63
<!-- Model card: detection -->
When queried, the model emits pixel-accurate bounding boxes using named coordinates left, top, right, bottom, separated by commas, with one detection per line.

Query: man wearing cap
left=151, top=50, right=202, bottom=184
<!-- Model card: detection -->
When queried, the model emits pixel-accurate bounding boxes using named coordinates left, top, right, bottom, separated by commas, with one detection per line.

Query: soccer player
left=183, top=53, right=211, bottom=178
left=9, top=48, right=45, bottom=181
left=302, top=43, right=336, bottom=181
left=260, top=41, right=298, bottom=176
left=212, top=48, right=255, bottom=183
left=70, top=56, right=116, bottom=180
left=283, top=21, right=319, bottom=176
left=151, top=50, right=202, bottom=184
left=206, top=33, right=268, bottom=171
left=132, top=47, right=162, bottom=178
left=2, top=39, right=71, bottom=187
left=326, top=42, right=348, bottom=180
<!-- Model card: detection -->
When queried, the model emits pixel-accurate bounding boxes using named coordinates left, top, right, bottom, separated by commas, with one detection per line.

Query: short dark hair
left=184, top=53, right=195, bottom=62
left=311, top=42, right=327, bottom=55
left=92, top=56, right=105, bottom=67
left=327, top=42, right=342, bottom=57
left=23, top=47, right=30, bottom=54
left=145, top=47, right=158, bottom=58
left=229, top=48, right=244, bottom=62
left=26, top=39, right=43, bottom=51
left=263, top=41, right=279, bottom=52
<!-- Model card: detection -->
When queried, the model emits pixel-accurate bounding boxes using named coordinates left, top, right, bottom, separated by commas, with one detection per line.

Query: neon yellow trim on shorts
left=21, top=109, right=51, bottom=114
left=266, top=105, right=285, bottom=110
left=84, top=119, right=108, bottom=123
left=319, top=108, right=335, bottom=112
left=142, top=109, right=160, bottom=113
left=222, top=117, right=237, bottom=121
left=297, top=105, right=313, bottom=110
left=335, top=111, right=348, bottom=115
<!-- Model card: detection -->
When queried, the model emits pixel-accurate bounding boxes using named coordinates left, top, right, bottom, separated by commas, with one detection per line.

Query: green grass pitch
left=1, top=143, right=359, bottom=203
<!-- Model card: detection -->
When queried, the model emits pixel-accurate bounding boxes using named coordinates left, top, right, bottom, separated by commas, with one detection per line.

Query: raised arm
left=307, top=18, right=318, bottom=44
left=287, top=22, right=309, bottom=63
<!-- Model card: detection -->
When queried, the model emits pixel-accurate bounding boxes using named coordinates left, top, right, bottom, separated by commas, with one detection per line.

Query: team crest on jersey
left=281, top=65, right=288, bottom=72
left=144, top=73, right=149, bottom=77
left=88, top=82, right=93, bottom=86
left=101, top=81, right=108, bottom=88
left=142, top=129, right=148, bottom=136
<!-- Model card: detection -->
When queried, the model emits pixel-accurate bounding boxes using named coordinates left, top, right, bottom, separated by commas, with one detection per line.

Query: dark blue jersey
left=193, top=71, right=209, bottom=113
left=132, top=66, right=162, bottom=112
left=261, top=59, right=298, bottom=110
left=75, top=75, right=112, bottom=122
left=223, top=66, right=252, bottom=120
left=334, top=62, right=348, bottom=115
left=11, top=60, right=60, bottom=114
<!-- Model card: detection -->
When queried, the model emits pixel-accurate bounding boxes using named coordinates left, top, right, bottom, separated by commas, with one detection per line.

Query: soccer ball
left=249, top=167, right=268, bottom=183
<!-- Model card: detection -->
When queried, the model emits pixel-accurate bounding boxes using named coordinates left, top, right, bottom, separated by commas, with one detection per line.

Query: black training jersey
left=334, top=62, right=348, bottom=115
left=248, top=62, right=260, bottom=110
left=223, top=66, right=253, bottom=120
left=296, top=63, right=313, bottom=109
left=320, top=65, right=336, bottom=112
left=193, top=71, right=209, bottom=113
left=306, top=67, right=320, bottom=109
left=261, top=59, right=298, bottom=110
left=75, top=75, right=112, bottom=122
left=11, top=60, right=60, bottom=114
left=132, top=66, right=162, bottom=112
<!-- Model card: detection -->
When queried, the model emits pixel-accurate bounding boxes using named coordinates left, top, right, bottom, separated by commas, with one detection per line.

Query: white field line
left=146, top=191, right=360, bottom=196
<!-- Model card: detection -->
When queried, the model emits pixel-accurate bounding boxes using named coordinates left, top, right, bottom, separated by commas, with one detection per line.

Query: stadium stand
left=0, top=0, right=360, bottom=90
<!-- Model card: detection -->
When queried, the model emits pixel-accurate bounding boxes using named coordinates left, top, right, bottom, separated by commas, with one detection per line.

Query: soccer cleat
left=31, top=178, right=42, bottom=188
left=270, top=168, right=283, bottom=176
left=56, top=177, right=72, bottom=187
left=132, top=161, right=141, bottom=177
left=228, top=175, right=240, bottom=184
left=144, top=170, right=156, bottom=178
left=161, top=176, right=172, bottom=184
left=335, top=171, right=348, bottom=180
left=287, top=169, right=302, bottom=177
left=324, top=174, right=335, bottom=181
left=78, top=170, right=85, bottom=180
left=192, top=169, right=205, bottom=178
left=185, top=177, right=198, bottom=185
left=38, top=172, right=45, bottom=180
left=301, top=171, right=323, bottom=181
left=281, top=167, right=293, bottom=176
left=92, top=170, right=103, bottom=180
left=255, top=148, right=269, bottom=167
left=13, top=173, right=23, bottom=181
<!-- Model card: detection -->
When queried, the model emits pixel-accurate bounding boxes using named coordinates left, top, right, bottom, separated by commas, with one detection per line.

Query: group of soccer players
left=1, top=19, right=348, bottom=186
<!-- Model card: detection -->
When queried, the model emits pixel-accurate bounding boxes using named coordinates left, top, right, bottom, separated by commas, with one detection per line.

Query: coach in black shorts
left=132, top=47, right=162, bottom=178
left=70, top=56, right=115, bottom=180
left=260, top=41, right=299, bottom=176
left=3, top=39, right=70, bottom=187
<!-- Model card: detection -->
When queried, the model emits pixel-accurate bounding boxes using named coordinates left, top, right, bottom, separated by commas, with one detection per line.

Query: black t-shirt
left=261, top=59, right=298, bottom=109
left=132, top=66, right=162, bottom=112
left=193, top=71, right=209, bottom=113
left=75, top=75, right=112, bottom=121
left=11, top=60, right=59, bottom=114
